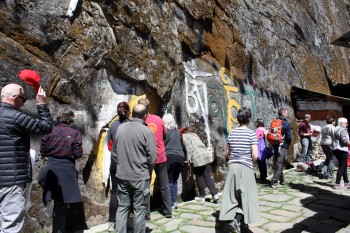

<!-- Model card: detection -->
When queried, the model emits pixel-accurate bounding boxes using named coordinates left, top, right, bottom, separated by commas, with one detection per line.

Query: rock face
left=1, top=0, right=350, bottom=229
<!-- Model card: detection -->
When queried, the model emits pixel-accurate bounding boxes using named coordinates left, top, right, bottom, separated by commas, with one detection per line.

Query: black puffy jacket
left=0, top=102, right=52, bottom=186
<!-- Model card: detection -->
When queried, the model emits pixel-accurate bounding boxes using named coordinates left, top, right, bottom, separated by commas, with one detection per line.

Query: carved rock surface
left=1, top=0, right=350, bottom=229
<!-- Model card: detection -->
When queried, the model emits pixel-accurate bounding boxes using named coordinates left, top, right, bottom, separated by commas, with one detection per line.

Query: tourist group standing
left=2, top=76, right=350, bottom=233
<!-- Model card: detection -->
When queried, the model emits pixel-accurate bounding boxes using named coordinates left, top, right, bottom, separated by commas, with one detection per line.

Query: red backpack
left=266, top=119, right=283, bottom=145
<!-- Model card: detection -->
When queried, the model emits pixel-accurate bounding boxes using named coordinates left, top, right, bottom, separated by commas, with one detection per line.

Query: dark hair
left=326, top=116, right=335, bottom=124
left=58, top=107, right=75, bottom=124
left=132, top=104, right=148, bottom=119
left=256, top=118, right=264, bottom=127
left=237, top=107, right=251, bottom=125
left=117, top=102, right=130, bottom=120
left=118, top=102, right=130, bottom=111
left=278, top=107, right=287, bottom=117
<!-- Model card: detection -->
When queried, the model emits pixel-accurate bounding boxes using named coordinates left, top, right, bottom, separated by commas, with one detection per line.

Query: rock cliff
left=1, top=0, right=350, bottom=229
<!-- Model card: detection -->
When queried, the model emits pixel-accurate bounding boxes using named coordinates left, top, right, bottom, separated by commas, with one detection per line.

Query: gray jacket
left=333, top=126, right=349, bottom=152
left=320, top=124, right=335, bottom=147
left=113, top=117, right=157, bottom=181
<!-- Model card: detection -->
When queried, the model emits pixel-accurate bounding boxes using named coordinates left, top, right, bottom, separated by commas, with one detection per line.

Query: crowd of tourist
left=1, top=76, right=350, bottom=233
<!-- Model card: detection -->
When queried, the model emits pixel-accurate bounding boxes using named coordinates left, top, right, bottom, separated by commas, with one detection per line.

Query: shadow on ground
left=280, top=183, right=350, bottom=233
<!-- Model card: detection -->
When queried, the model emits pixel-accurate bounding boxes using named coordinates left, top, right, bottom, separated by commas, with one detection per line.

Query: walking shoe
left=333, top=183, right=343, bottom=189
left=171, top=202, right=178, bottom=210
left=213, top=194, right=219, bottom=203
left=344, top=183, right=350, bottom=189
left=195, top=197, right=205, bottom=203
left=228, top=219, right=241, bottom=233
left=108, top=222, right=115, bottom=232
left=165, top=214, right=172, bottom=218
left=271, top=183, right=283, bottom=189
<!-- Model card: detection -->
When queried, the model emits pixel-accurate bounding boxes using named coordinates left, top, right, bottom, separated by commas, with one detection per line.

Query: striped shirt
left=227, top=127, right=258, bottom=169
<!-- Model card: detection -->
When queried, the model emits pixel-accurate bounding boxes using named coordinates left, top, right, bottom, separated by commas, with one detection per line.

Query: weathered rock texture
left=1, top=0, right=350, bottom=229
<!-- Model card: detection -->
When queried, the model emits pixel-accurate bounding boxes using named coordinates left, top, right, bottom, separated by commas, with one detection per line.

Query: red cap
left=179, top=127, right=185, bottom=134
left=17, top=69, right=41, bottom=93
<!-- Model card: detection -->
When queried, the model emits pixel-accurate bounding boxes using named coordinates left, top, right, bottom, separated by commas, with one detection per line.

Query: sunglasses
left=14, top=95, right=27, bottom=103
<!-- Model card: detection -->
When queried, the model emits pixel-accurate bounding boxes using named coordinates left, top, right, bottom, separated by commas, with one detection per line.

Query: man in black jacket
left=0, top=83, right=52, bottom=232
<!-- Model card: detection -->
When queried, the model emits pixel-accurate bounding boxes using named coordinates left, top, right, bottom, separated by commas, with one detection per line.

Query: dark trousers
left=258, top=159, right=267, bottom=181
left=272, top=146, right=286, bottom=184
left=167, top=162, right=183, bottom=206
left=333, top=150, right=349, bottom=184
left=109, top=175, right=118, bottom=222
left=193, top=164, right=217, bottom=197
left=152, top=162, right=172, bottom=215
left=52, top=202, right=68, bottom=233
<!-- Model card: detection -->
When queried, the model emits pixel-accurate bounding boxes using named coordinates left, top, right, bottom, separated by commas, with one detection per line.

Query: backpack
left=257, top=137, right=266, bottom=161
left=266, top=119, right=283, bottom=145
left=257, top=127, right=274, bottom=160
left=258, top=137, right=274, bottom=161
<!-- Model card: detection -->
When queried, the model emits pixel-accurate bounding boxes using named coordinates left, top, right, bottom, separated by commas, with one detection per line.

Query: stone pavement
left=85, top=167, right=350, bottom=233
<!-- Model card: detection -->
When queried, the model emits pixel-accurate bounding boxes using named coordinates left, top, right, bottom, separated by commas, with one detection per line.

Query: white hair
left=162, top=113, right=178, bottom=130
left=338, top=117, right=348, bottom=125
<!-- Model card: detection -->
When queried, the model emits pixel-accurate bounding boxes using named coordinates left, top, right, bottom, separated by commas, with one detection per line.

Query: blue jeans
left=167, top=162, right=183, bottom=206
left=300, top=137, right=312, bottom=163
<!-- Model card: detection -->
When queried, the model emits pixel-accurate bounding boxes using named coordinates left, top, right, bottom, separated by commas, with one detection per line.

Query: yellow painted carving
left=220, top=67, right=241, bottom=131
left=96, top=94, right=159, bottom=193
left=96, top=130, right=107, bottom=174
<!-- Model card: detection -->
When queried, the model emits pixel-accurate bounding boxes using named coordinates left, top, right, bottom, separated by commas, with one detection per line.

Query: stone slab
left=180, top=225, right=216, bottom=233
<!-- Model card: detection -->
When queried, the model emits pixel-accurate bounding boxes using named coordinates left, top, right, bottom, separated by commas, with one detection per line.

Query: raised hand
left=36, top=86, right=47, bottom=105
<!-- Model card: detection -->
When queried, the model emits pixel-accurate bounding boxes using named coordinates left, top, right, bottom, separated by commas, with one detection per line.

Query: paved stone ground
left=85, top=167, right=350, bottom=233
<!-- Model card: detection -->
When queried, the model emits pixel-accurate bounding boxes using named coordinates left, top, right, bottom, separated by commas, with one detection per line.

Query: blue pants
left=300, top=137, right=313, bottom=163
left=167, top=162, right=183, bottom=206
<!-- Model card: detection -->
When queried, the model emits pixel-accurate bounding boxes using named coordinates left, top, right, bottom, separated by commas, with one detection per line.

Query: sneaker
left=171, top=202, right=178, bottom=210
left=165, top=214, right=172, bottom=218
left=344, top=183, right=350, bottom=189
left=333, top=183, right=343, bottom=189
left=271, top=183, right=283, bottom=189
left=228, top=219, right=241, bottom=233
left=108, top=222, right=115, bottom=232
left=213, top=194, right=219, bottom=203
left=195, top=197, right=205, bottom=203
